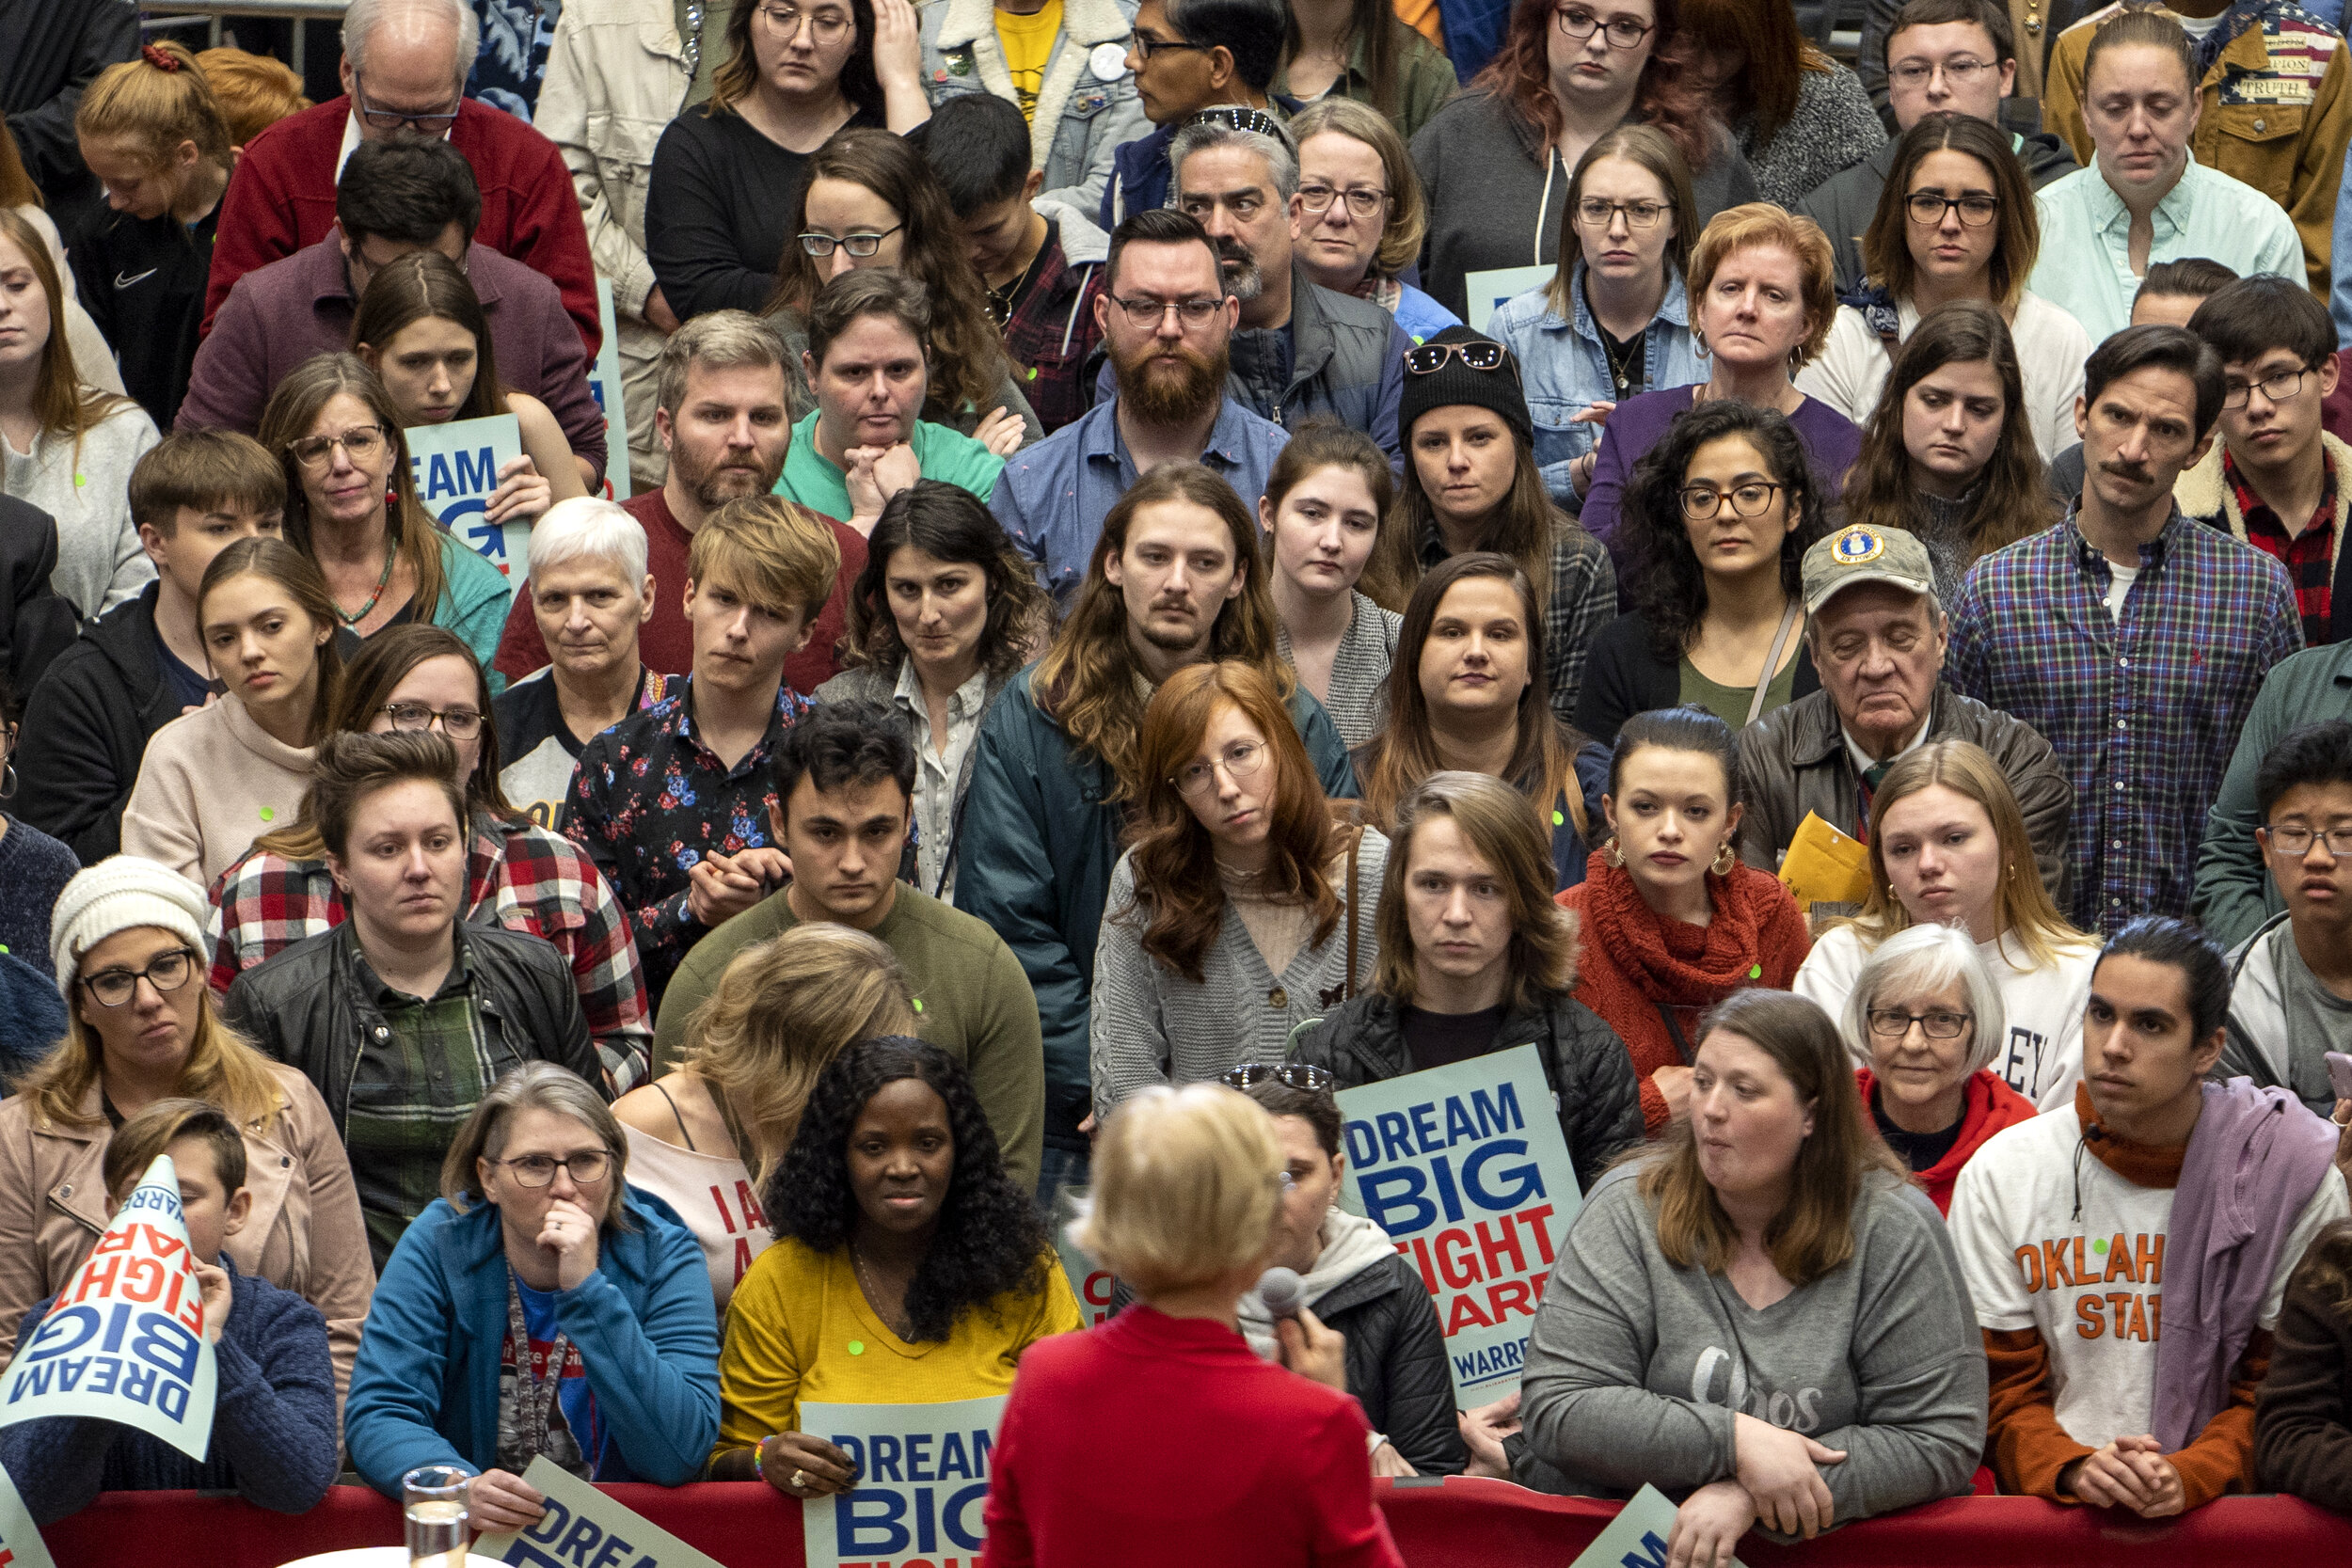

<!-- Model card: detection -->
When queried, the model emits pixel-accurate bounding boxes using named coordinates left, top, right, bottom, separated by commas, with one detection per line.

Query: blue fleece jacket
left=342, top=1189, right=720, bottom=1494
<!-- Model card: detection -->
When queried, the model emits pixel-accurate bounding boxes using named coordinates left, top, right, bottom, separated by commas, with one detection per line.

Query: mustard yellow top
left=995, top=0, right=1062, bottom=122
left=713, top=1235, right=1083, bottom=1457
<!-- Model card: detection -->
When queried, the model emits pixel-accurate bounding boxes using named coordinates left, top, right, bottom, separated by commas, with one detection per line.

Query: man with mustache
left=491, top=310, right=866, bottom=696
left=1947, top=325, right=2303, bottom=935
left=991, top=207, right=1289, bottom=606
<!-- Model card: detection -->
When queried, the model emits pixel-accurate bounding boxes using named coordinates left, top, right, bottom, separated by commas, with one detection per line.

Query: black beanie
left=1396, top=325, right=1534, bottom=451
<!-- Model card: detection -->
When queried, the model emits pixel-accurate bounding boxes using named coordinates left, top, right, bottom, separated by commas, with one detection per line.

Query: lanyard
left=505, top=1268, right=572, bottom=1464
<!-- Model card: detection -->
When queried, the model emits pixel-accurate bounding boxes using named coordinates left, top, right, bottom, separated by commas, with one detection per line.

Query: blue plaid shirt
left=1946, top=506, right=2303, bottom=934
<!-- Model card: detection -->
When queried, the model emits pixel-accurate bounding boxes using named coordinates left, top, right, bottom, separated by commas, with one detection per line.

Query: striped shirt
left=1946, top=506, right=2303, bottom=933
left=1277, top=592, right=1403, bottom=750
left=1415, top=513, right=1617, bottom=729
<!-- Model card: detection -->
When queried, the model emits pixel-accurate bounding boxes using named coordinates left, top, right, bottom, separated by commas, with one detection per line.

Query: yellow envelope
left=1779, top=812, right=1873, bottom=908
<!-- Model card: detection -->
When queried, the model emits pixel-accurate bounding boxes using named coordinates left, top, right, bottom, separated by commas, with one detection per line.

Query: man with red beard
left=491, top=310, right=866, bottom=695
left=990, top=208, right=1289, bottom=606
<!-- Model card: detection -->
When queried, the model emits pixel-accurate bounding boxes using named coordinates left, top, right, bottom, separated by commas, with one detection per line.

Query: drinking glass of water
left=403, top=1464, right=472, bottom=1568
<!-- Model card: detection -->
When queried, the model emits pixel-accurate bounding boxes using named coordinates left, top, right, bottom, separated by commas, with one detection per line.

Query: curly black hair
left=760, top=1036, right=1049, bottom=1344
left=1622, top=399, right=1830, bottom=668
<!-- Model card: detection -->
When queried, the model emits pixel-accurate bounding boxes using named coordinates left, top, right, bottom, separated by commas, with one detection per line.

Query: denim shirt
left=1486, top=262, right=1703, bottom=506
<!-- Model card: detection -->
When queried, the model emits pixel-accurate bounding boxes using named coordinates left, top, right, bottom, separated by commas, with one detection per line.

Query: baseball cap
left=1802, top=523, right=1935, bottom=615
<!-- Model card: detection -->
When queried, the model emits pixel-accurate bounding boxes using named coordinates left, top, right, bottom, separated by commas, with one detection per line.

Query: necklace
left=986, top=239, right=1050, bottom=327
left=850, top=1244, right=914, bottom=1339
left=335, top=543, right=399, bottom=626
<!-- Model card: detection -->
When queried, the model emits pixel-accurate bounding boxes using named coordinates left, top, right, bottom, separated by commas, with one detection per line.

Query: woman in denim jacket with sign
left=1488, top=126, right=1704, bottom=508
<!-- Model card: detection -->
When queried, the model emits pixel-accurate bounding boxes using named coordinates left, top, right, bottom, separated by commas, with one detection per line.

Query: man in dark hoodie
left=1800, top=0, right=2077, bottom=293
left=14, top=431, right=284, bottom=863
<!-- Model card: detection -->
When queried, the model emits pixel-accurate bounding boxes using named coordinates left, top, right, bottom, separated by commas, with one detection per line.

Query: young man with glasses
left=201, top=0, right=600, bottom=359
left=992, top=208, right=1290, bottom=605
left=1102, top=0, right=1292, bottom=228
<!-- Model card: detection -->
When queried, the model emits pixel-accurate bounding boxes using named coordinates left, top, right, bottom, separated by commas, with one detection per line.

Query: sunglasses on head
left=1188, top=105, right=1287, bottom=141
left=1220, top=1062, right=1336, bottom=1091
left=1404, top=341, right=1509, bottom=375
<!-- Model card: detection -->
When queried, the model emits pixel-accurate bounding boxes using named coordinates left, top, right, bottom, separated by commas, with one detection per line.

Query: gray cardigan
left=1089, top=829, right=1390, bottom=1118
left=1277, top=592, right=1403, bottom=751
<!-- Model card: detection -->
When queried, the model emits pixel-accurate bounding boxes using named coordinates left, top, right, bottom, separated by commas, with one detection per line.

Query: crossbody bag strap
left=1745, top=601, right=1805, bottom=728
left=1345, top=826, right=1362, bottom=1000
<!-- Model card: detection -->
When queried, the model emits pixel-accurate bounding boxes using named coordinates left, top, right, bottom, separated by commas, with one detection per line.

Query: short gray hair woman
left=1843, top=922, right=2036, bottom=1213
left=441, top=1061, right=636, bottom=1231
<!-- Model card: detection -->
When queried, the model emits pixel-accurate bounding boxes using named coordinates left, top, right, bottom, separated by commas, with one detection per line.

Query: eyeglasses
left=1132, top=30, right=1209, bottom=60
left=2222, top=367, right=2312, bottom=410
left=1404, top=341, right=1507, bottom=375
left=1110, top=294, right=1226, bottom=328
left=1188, top=105, right=1285, bottom=138
left=754, top=4, right=851, bottom=43
left=1575, top=198, right=1671, bottom=230
left=1296, top=183, right=1389, bottom=218
left=2264, top=823, right=2352, bottom=856
left=1867, top=1007, right=1973, bottom=1040
left=287, top=424, right=389, bottom=472
left=1889, top=56, right=1994, bottom=89
left=800, top=225, right=903, bottom=259
left=1220, top=1062, right=1335, bottom=1091
left=1172, top=738, right=1267, bottom=799
left=1554, top=6, right=1654, bottom=48
left=1905, top=192, right=2000, bottom=227
left=80, top=947, right=200, bottom=1008
left=381, top=702, right=485, bottom=739
left=493, top=1152, right=614, bottom=1188
left=351, top=75, right=463, bottom=135
left=1678, top=482, right=1784, bottom=519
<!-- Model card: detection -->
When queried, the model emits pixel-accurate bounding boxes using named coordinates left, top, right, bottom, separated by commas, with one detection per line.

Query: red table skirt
left=37, top=1478, right=2352, bottom=1566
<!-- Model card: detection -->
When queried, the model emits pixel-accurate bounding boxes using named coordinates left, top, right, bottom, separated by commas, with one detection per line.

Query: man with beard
left=992, top=208, right=1289, bottom=606
left=957, top=460, right=1357, bottom=1206
left=492, top=311, right=867, bottom=695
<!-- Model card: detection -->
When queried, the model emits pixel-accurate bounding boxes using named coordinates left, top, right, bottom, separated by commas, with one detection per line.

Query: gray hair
left=527, top=497, right=650, bottom=585
left=1844, top=922, right=2006, bottom=1077
left=1169, top=120, right=1300, bottom=205
left=342, top=0, right=481, bottom=91
left=656, top=309, right=790, bottom=418
left=439, top=1062, right=634, bottom=1231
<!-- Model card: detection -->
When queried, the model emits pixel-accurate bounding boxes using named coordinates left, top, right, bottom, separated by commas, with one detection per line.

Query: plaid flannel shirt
left=208, top=816, right=652, bottom=1092
left=998, top=231, right=1104, bottom=436
left=1416, top=515, right=1618, bottom=726
left=2224, top=446, right=2341, bottom=646
left=1946, top=506, right=2304, bottom=933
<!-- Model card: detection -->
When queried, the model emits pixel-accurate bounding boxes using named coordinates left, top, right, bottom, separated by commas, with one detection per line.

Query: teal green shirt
left=2028, top=160, right=2303, bottom=344
left=774, top=411, right=1008, bottom=519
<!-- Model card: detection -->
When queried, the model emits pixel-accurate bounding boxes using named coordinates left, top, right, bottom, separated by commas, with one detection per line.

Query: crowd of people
left=12, top=0, right=2352, bottom=1560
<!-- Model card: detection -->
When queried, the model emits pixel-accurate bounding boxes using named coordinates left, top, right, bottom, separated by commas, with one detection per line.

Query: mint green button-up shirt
left=2028, top=159, right=2304, bottom=343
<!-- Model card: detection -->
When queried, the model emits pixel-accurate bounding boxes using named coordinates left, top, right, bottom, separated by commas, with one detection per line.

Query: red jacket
left=1856, top=1067, right=2037, bottom=1214
left=1558, top=852, right=1811, bottom=1135
left=201, top=96, right=599, bottom=359
left=981, top=1304, right=1404, bottom=1568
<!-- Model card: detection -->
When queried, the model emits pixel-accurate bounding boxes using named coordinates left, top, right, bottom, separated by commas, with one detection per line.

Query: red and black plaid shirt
left=998, top=222, right=1104, bottom=436
left=2225, top=446, right=2341, bottom=646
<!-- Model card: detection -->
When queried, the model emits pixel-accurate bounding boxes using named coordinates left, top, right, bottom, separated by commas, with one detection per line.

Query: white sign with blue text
left=800, top=1396, right=1008, bottom=1568
left=476, top=1455, right=723, bottom=1568
left=588, top=277, right=631, bottom=501
left=1569, top=1484, right=1747, bottom=1568
left=0, top=1155, right=217, bottom=1460
left=405, top=413, right=527, bottom=578
left=1333, top=1043, right=1581, bottom=1407
left=0, top=1460, right=56, bottom=1568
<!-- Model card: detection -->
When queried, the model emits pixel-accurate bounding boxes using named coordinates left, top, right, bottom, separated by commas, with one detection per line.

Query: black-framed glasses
left=1555, top=5, right=1654, bottom=48
left=2264, top=822, right=2352, bottom=856
left=2222, top=367, right=2312, bottom=410
left=1188, top=105, right=1285, bottom=138
left=1867, top=1007, right=1973, bottom=1040
left=1575, top=198, right=1671, bottom=230
left=80, top=947, right=200, bottom=1008
left=1405, top=341, right=1507, bottom=375
left=800, top=225, right=903, bottom=259
left=287, top=424, right=389, bottom=472
left=1221, top=1062, right=1335, bottom=1091
left=494, top=1151, right=614, bottom=1188
left=351, top=74, right=463, bottom=135
left=1905, top=192, right=2000, bottom=228
left=1679, top=482, right=1784, bottom=520
left=381, top=702, right=485, bottom=739
left=753, top=2, right=851, bottom=42
left=1297, top=183, right=1389, bottom=217
left=1110, top=294, right=1226, bottom=328
left=1889, top=56, right=1994, bottom=89
left=1171, top=739, right=1267, bottom=799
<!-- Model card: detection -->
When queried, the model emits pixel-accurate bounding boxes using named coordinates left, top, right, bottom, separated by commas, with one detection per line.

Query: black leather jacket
left=222, top=921, right=602, bottom=1135
left=1319, top=1251, right=1471, bottom=1475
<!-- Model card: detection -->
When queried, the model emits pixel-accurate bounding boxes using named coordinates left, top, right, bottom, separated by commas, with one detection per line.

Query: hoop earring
left=1603, top=836, right=1625, bottom=869
left=0, top=762, right=17, bottom=801
left=1712, top=842, right=1737, bottom=877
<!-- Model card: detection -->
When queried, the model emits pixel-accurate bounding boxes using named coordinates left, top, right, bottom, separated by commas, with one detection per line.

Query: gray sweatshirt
left=1518, top=1163, right=1986, bottom=1526
left=2, top=401, right=159, bottom=618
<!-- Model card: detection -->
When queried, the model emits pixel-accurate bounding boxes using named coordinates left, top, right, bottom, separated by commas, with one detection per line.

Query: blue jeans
left=1035, top=1145, right=1093, bottom=1222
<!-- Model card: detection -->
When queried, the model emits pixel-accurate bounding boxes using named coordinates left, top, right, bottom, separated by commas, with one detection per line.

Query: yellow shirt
left=995, top=0, right=1063, bottom=122
left=713, top=1235, right=1083, bottom=1456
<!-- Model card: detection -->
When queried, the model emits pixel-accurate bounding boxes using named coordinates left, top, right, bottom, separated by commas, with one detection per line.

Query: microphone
left=1256, top=1266, right=1305, bottom=1321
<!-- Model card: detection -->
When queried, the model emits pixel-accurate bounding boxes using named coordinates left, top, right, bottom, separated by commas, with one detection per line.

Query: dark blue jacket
left=1101, top=120, right=1178, bottom=231
left=956, top=667, right=1358, bottom=1150
left=343, top=1189, right=720, bottom=1494
left=0, top=1259, right=338, bottom=1522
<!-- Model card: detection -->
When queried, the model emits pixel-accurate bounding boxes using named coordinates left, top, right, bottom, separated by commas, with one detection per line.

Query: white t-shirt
left=1793, top=292, right=2092, bottom=459
left=2102, top=560, right=2139, bottom=621
left=1949, top=1107, right=2348, bottom=1450
left=1794, top=924, right=2099, bottom=1108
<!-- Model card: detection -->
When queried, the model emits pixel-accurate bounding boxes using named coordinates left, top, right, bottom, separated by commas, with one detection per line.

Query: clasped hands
left=1668, top=1414, right=1847, bottom=1568
left=2061, top=1435, right=2186, bottom=1517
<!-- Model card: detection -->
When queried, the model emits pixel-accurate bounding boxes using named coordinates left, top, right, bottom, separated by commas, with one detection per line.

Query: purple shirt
left=177, top=235, right=607, bottom=483
left=1578, top=385, right=1863, bottom=574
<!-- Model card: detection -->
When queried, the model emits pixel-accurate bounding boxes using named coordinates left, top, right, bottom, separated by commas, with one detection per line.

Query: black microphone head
left=1256, top=1265, right=1305, bottom=1319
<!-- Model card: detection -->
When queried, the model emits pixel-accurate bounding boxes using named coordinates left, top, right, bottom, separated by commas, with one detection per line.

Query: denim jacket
left=1486, top=262, right=1703, bottom=505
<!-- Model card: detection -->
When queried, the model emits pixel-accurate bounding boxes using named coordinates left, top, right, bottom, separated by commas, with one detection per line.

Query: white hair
left=1169, top=120, right=1300, bottom=204
left=343, top=0, right=482, bottom=90
left=527, top=497, right=650, bottom=585
left=1844, top=922, right=2007, bottom=1077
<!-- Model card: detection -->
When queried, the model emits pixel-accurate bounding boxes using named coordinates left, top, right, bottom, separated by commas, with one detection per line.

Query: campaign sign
left=1333, top=1043, right=1581, bottom=1407
left=406, top=413, right=527, bottom=577
left=1463, top=264, right=1553, bottom=334
left=0, top=1155, right=217, bottom=1461
left=589, top=277, right=633, bottom=502
left=0, top=1460, right=56, bottom=1568
left=800, top=1396, right=1008, bottom=1568
left=1047, top=1186, right=1116, bottom=1327
left=1569, top=1484, right=1747, bottom=1568
left=477, top=1456, right=724, bottom=1568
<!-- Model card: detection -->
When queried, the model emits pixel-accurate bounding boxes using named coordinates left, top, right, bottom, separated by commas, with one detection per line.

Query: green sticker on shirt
left=260, top=807, right=275, bottom=822
left=1551, top=810, right=1565, bottom=826
left=912, top=998, right=924, bottom=1014
left=1748, top=964, right=1761, bottom=979
left=847, top=1340, right=866, bottom=1355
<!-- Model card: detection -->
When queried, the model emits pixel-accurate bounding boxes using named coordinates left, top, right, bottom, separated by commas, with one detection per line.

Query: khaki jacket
left=0, top=1062, right=376, bottom=1406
